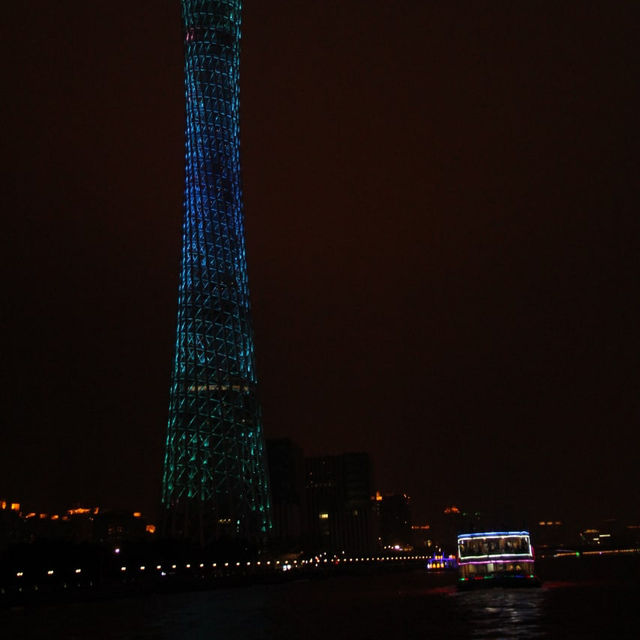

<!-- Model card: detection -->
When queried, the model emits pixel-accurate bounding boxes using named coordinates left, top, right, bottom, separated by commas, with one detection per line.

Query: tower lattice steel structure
left=162, top=0, right=271, bottom=544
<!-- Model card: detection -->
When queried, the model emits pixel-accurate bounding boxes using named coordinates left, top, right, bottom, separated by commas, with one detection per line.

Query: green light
left=162, top=0, right=271, bottom=544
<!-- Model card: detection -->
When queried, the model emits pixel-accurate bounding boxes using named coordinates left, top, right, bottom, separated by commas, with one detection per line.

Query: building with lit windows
left=305, top=453, right=375, bottom=554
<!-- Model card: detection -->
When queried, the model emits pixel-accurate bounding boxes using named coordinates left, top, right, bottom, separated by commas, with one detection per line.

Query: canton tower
left=162, top=0, right=271, bottom=544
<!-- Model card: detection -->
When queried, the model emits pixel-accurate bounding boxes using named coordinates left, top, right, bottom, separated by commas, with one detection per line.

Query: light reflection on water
left=1, top=572, right=638, bottom=639
left=454, top=588, right=546, bottom=639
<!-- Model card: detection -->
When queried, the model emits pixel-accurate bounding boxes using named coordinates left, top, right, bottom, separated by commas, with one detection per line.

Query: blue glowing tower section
left=162, top=0, right=270, bottom=543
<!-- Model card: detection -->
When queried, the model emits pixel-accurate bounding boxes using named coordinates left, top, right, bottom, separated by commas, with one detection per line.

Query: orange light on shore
left=146, top=524, right=156, bottom=534
left=10, top=503, right=20, bottom=512
left=133, top=512, right=142, bottom=518
left=67, top=508, right=91, bottom=515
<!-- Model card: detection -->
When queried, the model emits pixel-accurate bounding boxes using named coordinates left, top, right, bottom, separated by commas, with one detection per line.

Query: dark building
left=266, top=439, right=305, bottom=551
left=378, top=493, right=412, bottom=550
left=305, top=453, right=375, bottom=554
left=92, top=510, right=152, bottom=545
left=428, top=505, right=466, bottom=553
left=532, top=519, right=568, bottom=551
left=161, top=0, right=271, bottom=544
left=0, top=501, right=27, bottom=549
left=0, top=502, right=156, bottom=548
left=410, top=523, right=433, bottom=552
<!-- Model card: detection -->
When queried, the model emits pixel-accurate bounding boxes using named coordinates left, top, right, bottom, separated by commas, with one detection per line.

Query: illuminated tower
left=162, top=0, right=270, bottom=544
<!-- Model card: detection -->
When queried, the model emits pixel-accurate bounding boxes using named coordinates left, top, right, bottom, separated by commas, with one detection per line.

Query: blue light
left=457, top=531, right=531, bottom=539
left=161, top=1, right=271, bottom=543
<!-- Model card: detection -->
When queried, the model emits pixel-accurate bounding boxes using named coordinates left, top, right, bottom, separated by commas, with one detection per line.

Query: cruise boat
left=457, top=530, right=541, bottom=589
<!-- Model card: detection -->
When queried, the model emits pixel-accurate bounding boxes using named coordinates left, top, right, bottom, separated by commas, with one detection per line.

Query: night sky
left=2, top=2, right=638, bottom=525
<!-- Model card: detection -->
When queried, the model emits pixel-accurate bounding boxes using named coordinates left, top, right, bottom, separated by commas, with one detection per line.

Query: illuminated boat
left=457, top=531, right=541, bottom=589
left=426, top=552, right=457, bottom=571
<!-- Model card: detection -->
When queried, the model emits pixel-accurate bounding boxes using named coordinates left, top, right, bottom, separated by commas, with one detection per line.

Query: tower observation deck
left=162, top=0, right=271, bottom=544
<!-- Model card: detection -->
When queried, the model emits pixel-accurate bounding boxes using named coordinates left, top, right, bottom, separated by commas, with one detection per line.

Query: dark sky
left=1, top=1, right=638, bottom=525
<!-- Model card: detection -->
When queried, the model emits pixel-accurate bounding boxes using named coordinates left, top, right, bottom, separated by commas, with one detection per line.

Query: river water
left=1, top=569, right=638, bottom=639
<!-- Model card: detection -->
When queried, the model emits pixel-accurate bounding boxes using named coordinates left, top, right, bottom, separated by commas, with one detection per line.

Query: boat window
left=458, top=535, right=530, bottom=558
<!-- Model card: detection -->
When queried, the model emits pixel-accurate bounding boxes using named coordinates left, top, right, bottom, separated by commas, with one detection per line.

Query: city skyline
left=1, top=1, right=638, bottom=525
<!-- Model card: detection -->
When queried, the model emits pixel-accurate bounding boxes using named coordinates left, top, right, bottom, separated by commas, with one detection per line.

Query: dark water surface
left=2, top=570, right=639, bottom=639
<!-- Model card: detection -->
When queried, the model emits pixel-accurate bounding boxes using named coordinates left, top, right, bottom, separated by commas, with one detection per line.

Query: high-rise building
left=377, top=493, right=412, bottom=550
left=305, top=453, right=376, bottom=554
left=266, top=438, right=305, bottom=550
left=161, top=0, right=271, bottom=545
